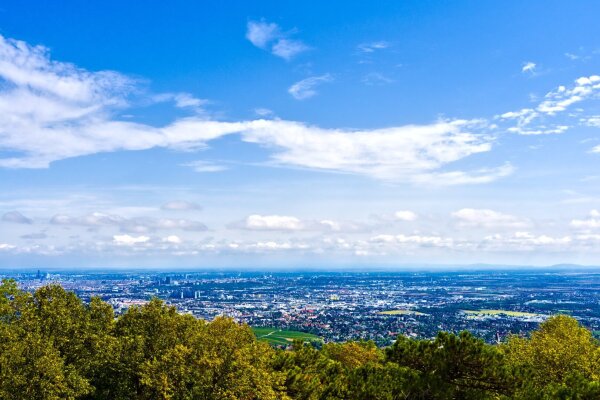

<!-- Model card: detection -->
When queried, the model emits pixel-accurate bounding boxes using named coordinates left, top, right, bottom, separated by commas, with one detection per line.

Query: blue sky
left=1, top=1, right=600, bottom=268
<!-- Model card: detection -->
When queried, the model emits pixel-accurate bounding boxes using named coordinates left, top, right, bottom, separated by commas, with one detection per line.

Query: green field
left=462, top=309, right=541, bottom=317
left=252, top=327, right=323, bottom=346
left=378, top=309, right=427, bottom=316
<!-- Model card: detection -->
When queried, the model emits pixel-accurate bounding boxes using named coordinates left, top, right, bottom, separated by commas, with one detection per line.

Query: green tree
left=504, top=315, right=600, bottom=397
left=386, top=331, right=515, bottom=399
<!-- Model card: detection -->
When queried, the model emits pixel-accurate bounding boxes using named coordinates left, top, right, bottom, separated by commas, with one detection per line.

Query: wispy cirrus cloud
left=0, top=32, right=510, bottom=185
left=361, top=72, right=394, bottom=86
left=246, top=20, right=280, bottom=49
left=182, top=160, right=228, bottom=173
left=521, top=61, right=536, bottom=73
left=357, top=41, right=390, bottom=53
left=246, top=20, right=309, bottom=60
left=288, top=74, right=333, bottom=100
left=161, top=201, right=202, bottom=211
left=497, top=75, right=600, bottom=135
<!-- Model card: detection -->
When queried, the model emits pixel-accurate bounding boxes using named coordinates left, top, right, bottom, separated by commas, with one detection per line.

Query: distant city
left=5, top=270, right=600, bottom=346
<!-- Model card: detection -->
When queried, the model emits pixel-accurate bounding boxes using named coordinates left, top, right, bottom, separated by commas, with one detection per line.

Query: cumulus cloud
left=161, top=201, right=202, bottom=211
left=570, top=210, right=600, bottom=229
left=370, top=234, right=453, bottom=247
left=163, top=235, right=182, bottom=244
left=113, top=234, right=150, bottom=245
left=232, top=214, right=365, bottom=233
left=288, top=74, right=333, bottom=100
left=50, top=212, right=124, bottom=227
left=581, top=116, right=600, bottom=127
left=246, top=20, right=308, bottom=60
left=240, top=214, right=304, bottom=231
left=394, top=211, right=418, bottom=221
left=1, top=211, right=33, bottom=224
left=483, top=232, right=572, bottom=250
left=452, top=208, right=528, bottom=228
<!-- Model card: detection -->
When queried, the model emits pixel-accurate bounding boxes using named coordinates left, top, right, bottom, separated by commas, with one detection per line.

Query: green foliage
left=386, top=330, right=516, bottom=399
left=504, top=314, right=600, bottom=398
left=0, top=281, right=599, bottom=399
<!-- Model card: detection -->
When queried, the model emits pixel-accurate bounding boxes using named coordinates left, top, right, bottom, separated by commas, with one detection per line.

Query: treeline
left=0, top=280, right=599, bottom=399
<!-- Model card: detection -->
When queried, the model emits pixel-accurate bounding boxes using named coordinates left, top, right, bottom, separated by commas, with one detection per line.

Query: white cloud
left=357, top=41, right=390, bottom=53
left=163, top=235, right=182, bottom=244
left=246, top=20, right=308, bottom=60
left=362, top=72, right=394, bottom=86
left=0, top=33, right=506, bottom=185
left=0, top=243, right=15, bottom=250
left=522, top=62, right=536, bottom=73
left=182, top=160, right=227, bottom=173
left=537, top=76, right=600, bottom=115
left=254, top=108, right=274, bottom=117
left=272, top=39, right=309, bottom=60
left=232, top=214, right=364, bottom=233
left=370, top=234, right=452, bottom=247
left=161, top=201, right=201, bottom=211
left=2, top=211, right=33, bottom=224
left=581, top=116, right=600, bottom=127
left=242, top=214, right=304, bottom=231
left=246, top=21, right=280, bottom=48
left=113, top=234, right=150, bottom=245
left=498, top=75, right=600, bottom=135
left=154, top=218, right=207, bottom=231
left=483, top=232, right=572, bottom=249
left=571, top=210, right=600, bottom=229
left=411, top=164, right=515, bottom=186
left=452, top=208, right=528, bottom=228
left=243, top=119, right=505, bottom=183
left=394, top=211, right=418, bottom=221
left=288, top=74, right=333, bottom=100
left=153, top=92, right=207, bottom=110
left=49, top=212, right=207, bottom=232
left=50, top=212, right=124, bottom=227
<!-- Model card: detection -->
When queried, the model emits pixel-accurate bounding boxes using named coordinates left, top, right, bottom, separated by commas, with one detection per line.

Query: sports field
left=462, top=309, right=541, bottom=317
left=378, top=309, right=427, bottom=316
left=252, top=327, right=323, bottom=346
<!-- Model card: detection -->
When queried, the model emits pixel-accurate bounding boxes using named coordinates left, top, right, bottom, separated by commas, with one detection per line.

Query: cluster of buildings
left=8, top=269, right=600, bottom=345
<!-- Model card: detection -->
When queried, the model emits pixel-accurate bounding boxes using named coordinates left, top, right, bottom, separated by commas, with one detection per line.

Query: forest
left=0, top=279, right=599, bottom=400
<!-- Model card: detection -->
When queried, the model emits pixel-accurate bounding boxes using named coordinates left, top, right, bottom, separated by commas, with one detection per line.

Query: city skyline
left=1, top=1, right=600, bottom=268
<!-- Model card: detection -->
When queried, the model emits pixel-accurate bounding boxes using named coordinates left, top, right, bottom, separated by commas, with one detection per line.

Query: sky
left=0, top=1, right=600, bottom=269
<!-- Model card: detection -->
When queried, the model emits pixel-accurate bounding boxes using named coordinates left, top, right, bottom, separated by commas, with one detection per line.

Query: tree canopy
left=0, top=279, right=598, bottom=399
